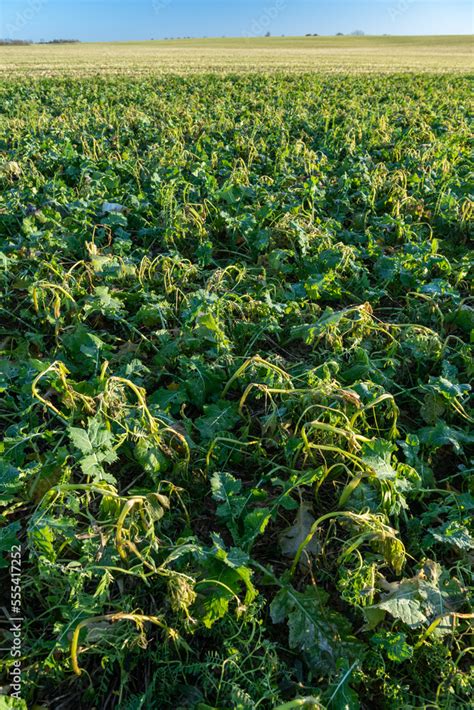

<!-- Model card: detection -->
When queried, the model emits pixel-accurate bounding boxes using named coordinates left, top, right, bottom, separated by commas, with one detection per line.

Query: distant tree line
left=39, top=39, right=80, bottom=44
left=301, top=31, right=366, bottom=37
left=0, top=39, right=32, bottom=45
left=0, top=39, right=80, bottom=45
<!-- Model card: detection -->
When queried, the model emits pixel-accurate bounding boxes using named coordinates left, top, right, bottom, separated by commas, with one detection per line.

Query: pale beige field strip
left=1, top=35, right=473, bottom=76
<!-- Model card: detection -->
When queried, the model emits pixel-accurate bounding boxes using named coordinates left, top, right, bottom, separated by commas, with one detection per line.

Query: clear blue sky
left=1, top=0, right=473, bottom=42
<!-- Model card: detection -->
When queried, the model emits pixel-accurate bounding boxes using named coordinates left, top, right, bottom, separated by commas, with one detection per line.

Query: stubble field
left=1, top=35, right=472, bottom=75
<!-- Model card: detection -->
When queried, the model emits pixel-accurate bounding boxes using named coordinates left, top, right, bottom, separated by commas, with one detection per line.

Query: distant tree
left=351, top=30, right=365, bottom=36
left=313, top=33, right=319, bottom=36
left=336, top=32, right=344, bottom=36
left=265, top=31, right=271, bottom=37
left=45, top=39, right=80, bottom=44
left=0, top=39, right=31, bottom=45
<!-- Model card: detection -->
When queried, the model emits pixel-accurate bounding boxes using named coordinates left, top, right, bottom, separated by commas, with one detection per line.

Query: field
left=0, top=38, right=473, bottom=710
left=1, top=35, right=473, bottom=75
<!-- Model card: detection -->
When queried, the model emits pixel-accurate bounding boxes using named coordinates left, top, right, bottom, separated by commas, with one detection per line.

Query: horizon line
left=2, top=32, right=473, bottom=42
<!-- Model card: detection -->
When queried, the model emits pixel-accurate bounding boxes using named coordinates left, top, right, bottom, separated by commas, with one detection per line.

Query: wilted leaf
left=365, top=560, right=466, bottom=631
left=279, top=502, right=320, bottom=567
left=102, top=201, right=125, bottom=213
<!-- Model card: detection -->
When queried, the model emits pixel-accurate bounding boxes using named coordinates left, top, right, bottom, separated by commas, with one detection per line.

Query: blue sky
left=1, top=0, right=473, bottom=42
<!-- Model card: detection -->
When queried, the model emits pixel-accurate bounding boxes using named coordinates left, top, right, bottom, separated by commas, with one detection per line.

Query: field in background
left=0, top=34, right=473, bottom=75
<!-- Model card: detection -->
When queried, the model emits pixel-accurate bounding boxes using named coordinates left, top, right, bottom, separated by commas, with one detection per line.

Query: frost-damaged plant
left=0, top=73, right=472, bottom=709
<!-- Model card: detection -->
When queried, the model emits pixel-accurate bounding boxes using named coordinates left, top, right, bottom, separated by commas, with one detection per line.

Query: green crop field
left=0, top=38, right=473, bottom=710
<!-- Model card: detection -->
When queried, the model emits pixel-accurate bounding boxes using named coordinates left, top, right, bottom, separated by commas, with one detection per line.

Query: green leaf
left=372, top=631, right=414, bottom=663
left=426, top=375, right=471, bottom=402
left=211, top=470, right=242, bottom=501
left=29, top=523, right=56, bottom=561
left=200, top=588, right=232, bottom=629
left=429, top=521, right=474, bottom=551
left=210, top=471, right=245, bottom=541
left=195, top=402, right=241, bottom=440
left=419, top=421, right=474, bottom=453
left=0, top=461, right=22, bottom=504
left=211, top=534, right=257, bottom=605
left=84, top=286, right=125, bottom=319
left=0, top=521, right=21, bottom=568
left=69, top=417, right=118, bottom=483
left=134, top=438, right=169, bottom=480
left=62, top=325, right=111, bottom=373
left=361, top=439, right=397, bottom=480
left=240, top=508, right=271, bottom=550
left=0, top=696, right=28, bottom=709
left=194, top=537, right=257, bottom=628
left=377, top=597, right=427, bottom=627
left=325, top=660, right=361, bottom=710
left=270, top=585, right=360, bottom=674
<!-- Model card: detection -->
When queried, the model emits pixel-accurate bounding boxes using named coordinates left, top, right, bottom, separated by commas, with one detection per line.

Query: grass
left=0, top=42, right=473, bottom=710
left=0, top=35, right=472, bottom=75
